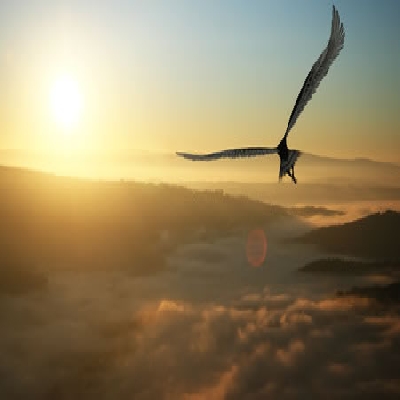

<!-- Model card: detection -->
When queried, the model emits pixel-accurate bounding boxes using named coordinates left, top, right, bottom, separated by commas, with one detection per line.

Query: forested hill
left=296, top=210, right=400, bottom=260
left=0, top=165, right=289, bottom=274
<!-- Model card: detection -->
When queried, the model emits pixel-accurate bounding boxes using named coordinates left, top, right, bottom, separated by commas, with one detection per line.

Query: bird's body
left=176, top=5, right=345, bottom=184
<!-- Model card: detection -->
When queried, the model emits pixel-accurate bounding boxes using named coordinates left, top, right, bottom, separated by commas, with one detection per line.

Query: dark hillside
left=295, top=210, right=400, bottom=260
left=0, top=166, right=289, bottom=277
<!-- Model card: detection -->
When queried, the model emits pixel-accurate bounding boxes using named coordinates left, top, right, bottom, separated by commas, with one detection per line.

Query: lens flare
left=246, top=228, right=267, bottom=267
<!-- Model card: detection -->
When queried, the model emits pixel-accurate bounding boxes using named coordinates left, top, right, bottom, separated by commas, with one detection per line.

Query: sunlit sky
left=0, top=0, right=399, bottom=176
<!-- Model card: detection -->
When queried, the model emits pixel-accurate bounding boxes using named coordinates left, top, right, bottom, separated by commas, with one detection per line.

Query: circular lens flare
left=246, top=228, right=267, bottom=267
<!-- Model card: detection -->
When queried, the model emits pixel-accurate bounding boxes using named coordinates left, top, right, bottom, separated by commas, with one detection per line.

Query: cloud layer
left=1, top=274, right=399, bottom=400
left=1, top=212, right=399, bottom=399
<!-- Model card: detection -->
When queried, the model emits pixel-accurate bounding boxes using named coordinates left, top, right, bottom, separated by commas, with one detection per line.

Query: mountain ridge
left=294, top=210, right=400, bottom=260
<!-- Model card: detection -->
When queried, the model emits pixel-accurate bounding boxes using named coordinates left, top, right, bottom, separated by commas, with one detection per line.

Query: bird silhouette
left=177, top=5, right=345, bottom=184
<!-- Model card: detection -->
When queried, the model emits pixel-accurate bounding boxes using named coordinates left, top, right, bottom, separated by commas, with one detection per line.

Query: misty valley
left=1, top=166, right=400, bottom=399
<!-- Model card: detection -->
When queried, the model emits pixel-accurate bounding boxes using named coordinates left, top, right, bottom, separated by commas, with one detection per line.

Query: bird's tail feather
left=279, top=150, right=301, bottom=180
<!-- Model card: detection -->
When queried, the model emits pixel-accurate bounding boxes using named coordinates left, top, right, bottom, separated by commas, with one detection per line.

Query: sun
left=50, top=74, right=83, bottom=130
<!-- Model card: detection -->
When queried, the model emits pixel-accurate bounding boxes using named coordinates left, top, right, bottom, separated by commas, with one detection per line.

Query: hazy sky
left=0, top=0, right=399, bottom=167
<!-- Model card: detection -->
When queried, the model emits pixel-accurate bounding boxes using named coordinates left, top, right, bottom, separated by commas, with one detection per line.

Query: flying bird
left=176, top=5, right=345, bottom=184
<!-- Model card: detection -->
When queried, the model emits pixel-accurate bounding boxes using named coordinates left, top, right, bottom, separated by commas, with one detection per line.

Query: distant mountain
left=298, top=257, right=398, bottom=275
left=184, top=180, right=400, bottom=206
left=170, top=151, right=400, bottom=186
left=295, top=210, right=400, bottom=260
left=175, top=151, right=400, bottom=185
left=296, top=153, right=400, bottom=185
left=300, top=153, right=400, bottom=169
left=1, top=149, right=399, bottom=186
left=2, top=149, right=400, bottom=207
left=178, top=152, right=400, bottom=204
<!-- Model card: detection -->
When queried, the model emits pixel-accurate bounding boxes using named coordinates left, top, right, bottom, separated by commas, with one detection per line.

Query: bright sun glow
left=50, top=75, right=83, bottom=130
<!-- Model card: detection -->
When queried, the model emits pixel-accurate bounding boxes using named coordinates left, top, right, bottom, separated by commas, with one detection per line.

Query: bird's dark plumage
left=176, top=5, right=345, bottom=184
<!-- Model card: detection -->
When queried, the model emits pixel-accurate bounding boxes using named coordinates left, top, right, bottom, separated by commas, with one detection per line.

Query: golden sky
left=0, top=0, right=399, bottom=179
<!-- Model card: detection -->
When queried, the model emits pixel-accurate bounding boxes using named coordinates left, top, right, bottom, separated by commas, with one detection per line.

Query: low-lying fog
left=2, top=201, right=399, bottom=399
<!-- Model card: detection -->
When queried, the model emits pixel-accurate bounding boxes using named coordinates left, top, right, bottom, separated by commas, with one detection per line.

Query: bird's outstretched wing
left=284, top=5, right=345, bottom=138
left=176, top=147, right=277, bottom=161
